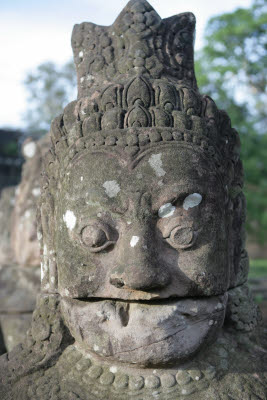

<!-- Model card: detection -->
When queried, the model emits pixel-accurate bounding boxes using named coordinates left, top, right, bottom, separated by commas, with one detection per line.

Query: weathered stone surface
left=0, top=297, right=266, bottom=399
left=0, top=264, right=40, bottom=353
left=0, top=0, right=266, bottom=398
left=11, top=134, right=50, bottom=267
left=0, top=186, right=15, bottom=265
left=0, top=134, right=50, bottom=352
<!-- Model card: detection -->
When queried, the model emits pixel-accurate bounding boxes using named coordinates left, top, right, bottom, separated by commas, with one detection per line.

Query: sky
left=0, top=0, right=252, bottom=129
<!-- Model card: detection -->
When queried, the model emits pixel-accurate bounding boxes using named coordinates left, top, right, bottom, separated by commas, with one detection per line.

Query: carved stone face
left=56, top=144, right=228, bottom=366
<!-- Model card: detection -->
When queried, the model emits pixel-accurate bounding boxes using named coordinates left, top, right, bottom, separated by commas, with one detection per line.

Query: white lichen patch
left=103, top=180, right=120, bottom=198
left=80, top=176, right=84, bottom=181
left=40, top=261, right=48, bottom=281
left=110, top=366, right=117, bottom=373
left=148, top=154, right=166, bottom=177
left=24, top=141, right=36, bottom=158
left=63, top=210, right=77, bottom=231
left=158, top=203, right=176, bottom=218
left=79, top=50, right=83, bottom=58
left=93, top=344, right=100, bottom=352
left=32, top=187, right=41, bottom=197
left=87, top=74, right=94, bottom=83
left=37, top=231, right=42, bottom=241
left=40, top=262, right=44, bottom=281
left=130, top=236, right=139, bottom=247
left=80, top=76, right=85, bottom=83
left=24, top=210, right=31, bottom=218
left=183, top=193, right=202, bottom=211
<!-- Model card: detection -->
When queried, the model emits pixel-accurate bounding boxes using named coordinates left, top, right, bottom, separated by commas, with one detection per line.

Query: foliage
left=1, top=141, right=19, bottom=157
left=195, top=0, right=267, bottom=244
left=23, top=60, right=76, bottom=135
left=249, top=259, right=267, bottom=279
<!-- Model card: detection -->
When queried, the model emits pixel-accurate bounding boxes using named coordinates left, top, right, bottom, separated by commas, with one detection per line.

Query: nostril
left=110, top=277, right=125, bottom=288
left=118, top=304, right=130, bottom=327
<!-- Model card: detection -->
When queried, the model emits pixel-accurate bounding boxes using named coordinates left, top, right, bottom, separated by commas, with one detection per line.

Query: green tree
left=195, top=0, right=267, bottom=244
left=24, top=60, right=76, bottom=134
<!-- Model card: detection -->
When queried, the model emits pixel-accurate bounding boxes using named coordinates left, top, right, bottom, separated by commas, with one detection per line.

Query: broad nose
left=110, top=226, right=170, bottom=291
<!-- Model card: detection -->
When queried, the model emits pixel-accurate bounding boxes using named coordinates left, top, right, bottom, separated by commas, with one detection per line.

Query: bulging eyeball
left=81, top=225, right=107, bottom=248
left=167, top=226, right=195, bottom=249
left=79, top=222, right=117, bottom=253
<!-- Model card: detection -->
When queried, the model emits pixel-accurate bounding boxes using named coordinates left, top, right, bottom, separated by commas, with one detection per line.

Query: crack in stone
left=105, top=313, right=222, bottom=357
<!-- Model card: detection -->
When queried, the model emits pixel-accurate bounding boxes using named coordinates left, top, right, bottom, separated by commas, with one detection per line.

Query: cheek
left=157, top=204, right=228, bottom=295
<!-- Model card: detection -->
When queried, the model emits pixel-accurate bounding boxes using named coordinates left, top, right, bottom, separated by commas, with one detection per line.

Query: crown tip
left=71, top=1, right=197, bottom=97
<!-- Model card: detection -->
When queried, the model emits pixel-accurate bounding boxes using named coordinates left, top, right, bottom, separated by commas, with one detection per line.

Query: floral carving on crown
left=78, top=76, right=201, bottom=133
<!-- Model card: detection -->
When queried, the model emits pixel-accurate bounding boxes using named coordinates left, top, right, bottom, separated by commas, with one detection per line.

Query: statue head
left=38, top=0, right=249, bottom=368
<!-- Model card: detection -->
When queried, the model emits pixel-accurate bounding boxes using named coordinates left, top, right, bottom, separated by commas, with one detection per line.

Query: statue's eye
left=80, top=224, right=115, bottom=252
left=166, top=226, right=195, bottom=250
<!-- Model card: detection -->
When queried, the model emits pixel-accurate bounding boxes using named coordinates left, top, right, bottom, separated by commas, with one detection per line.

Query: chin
left=61, top=292, right=227, bottom=367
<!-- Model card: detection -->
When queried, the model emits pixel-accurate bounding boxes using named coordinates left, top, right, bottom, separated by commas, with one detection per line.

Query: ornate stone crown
left=71, top=0, right=197, bottom=95
left=44, top=0, right=242, bottom=191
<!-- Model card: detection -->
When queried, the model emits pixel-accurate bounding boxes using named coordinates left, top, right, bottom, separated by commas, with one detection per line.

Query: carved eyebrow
left=73, top=197, right=128, bottom=216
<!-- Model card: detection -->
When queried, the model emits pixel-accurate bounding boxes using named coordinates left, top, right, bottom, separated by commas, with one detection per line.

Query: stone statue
left=0, top=135, right=50, bottom=353
left=0, top=186, right=15, bottom=266
left=0, top=1, right=266, bottom=399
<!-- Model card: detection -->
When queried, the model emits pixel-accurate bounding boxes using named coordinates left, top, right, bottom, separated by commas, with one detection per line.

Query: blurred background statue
left=0, top=134, right=50, bottom=353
